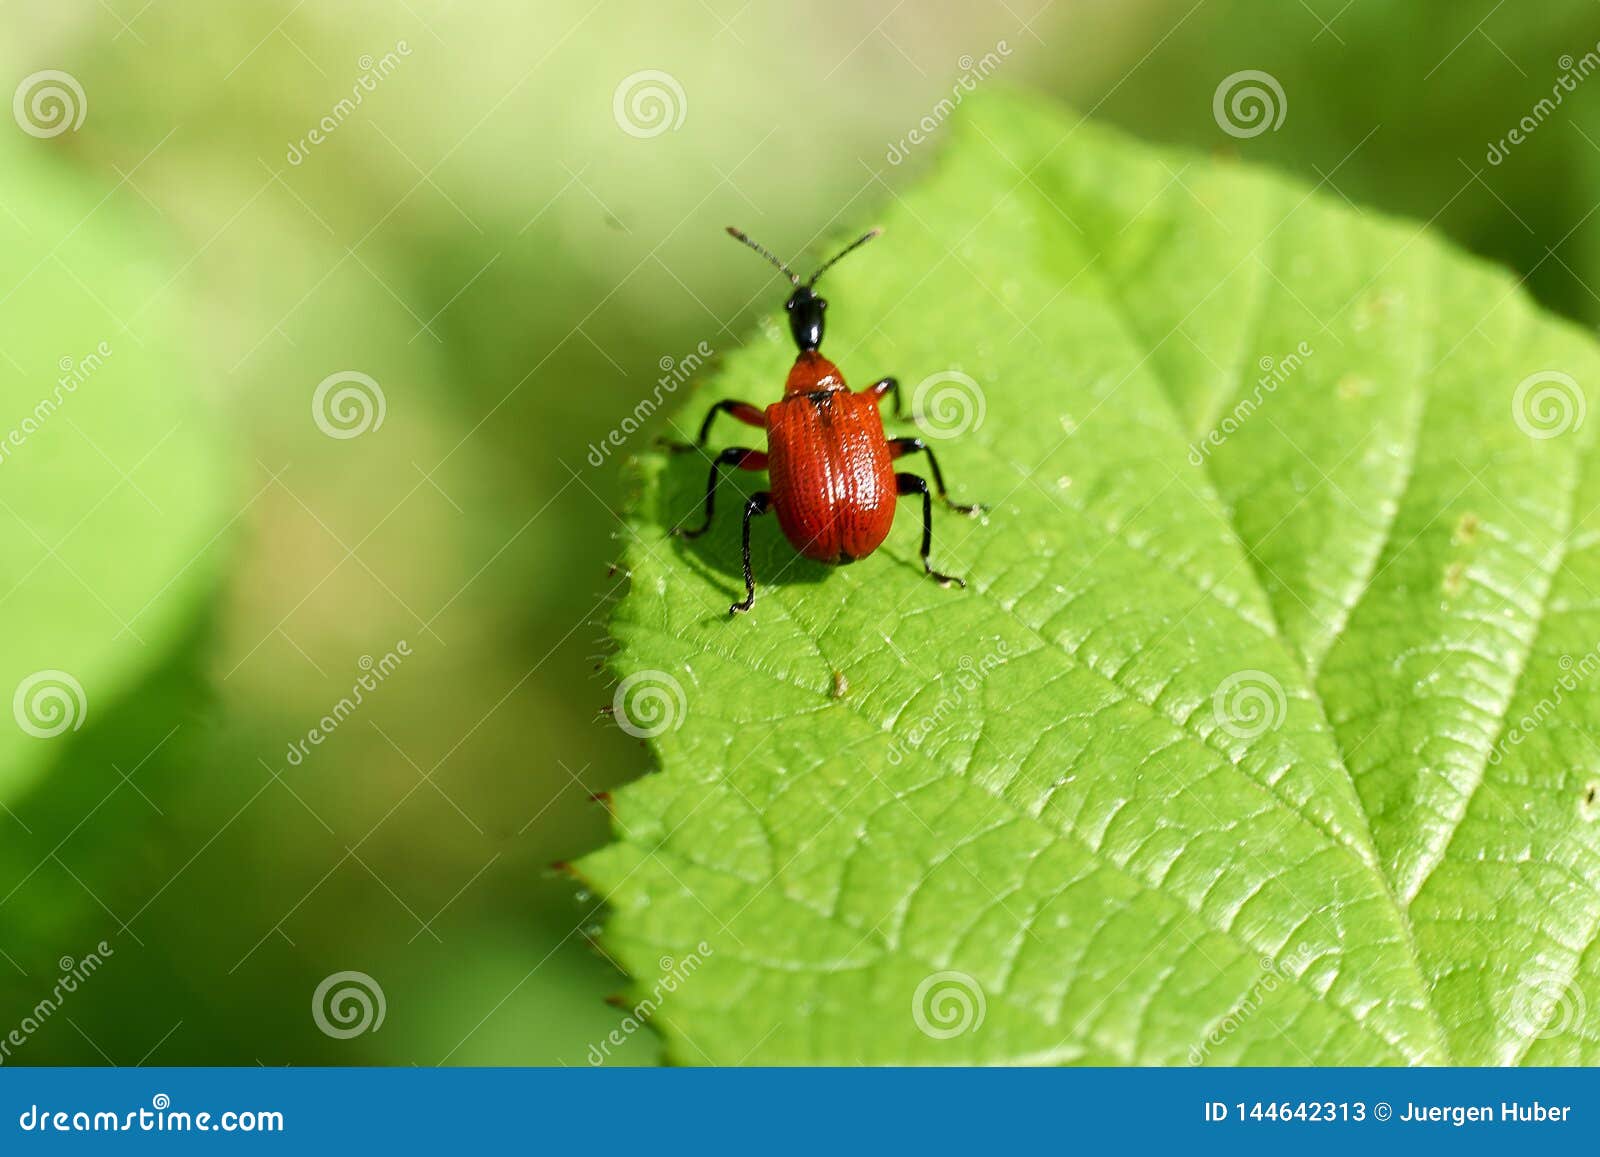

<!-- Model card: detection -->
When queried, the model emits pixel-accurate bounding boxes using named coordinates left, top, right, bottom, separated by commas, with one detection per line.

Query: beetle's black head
left=725, top=225, right=882, bottom=355
left=785, top=285, right=826, bottom=352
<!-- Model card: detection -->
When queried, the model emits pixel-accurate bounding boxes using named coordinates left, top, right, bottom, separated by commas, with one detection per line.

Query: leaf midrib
left=1013, top=136, right=1458, bottom=1059
left=603, top=99, right=1600, bottom=1065
left=629, top=599, right=1429, bottom=1062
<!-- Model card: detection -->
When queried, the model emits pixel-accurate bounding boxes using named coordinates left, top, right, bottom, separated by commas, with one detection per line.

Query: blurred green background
left=3, top=0, right=1600, bottom=1065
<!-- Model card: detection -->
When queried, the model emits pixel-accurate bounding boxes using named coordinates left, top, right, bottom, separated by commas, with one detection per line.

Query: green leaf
left=580, top=90, right=1600, bottom=1065
left=0, top=135, right=230, bottom=804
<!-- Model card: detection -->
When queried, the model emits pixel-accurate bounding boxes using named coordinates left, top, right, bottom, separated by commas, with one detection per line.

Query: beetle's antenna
left=807, top=228, right=882, bottom=287
left=726, top=227, right=800, bottom=286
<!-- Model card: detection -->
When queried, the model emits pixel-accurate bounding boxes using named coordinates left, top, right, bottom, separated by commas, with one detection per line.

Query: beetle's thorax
left=784, top=350, right=847, bottom=395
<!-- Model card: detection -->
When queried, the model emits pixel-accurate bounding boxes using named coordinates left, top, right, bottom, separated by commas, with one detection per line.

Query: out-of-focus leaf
left=0, top=134, right=230, bottom=803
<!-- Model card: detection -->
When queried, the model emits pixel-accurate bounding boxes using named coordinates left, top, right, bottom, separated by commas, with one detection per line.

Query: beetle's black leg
left=673, top=447, right=767, bottom=539
left=731, top=492, right=773, bottom=614
left=865, top=376, right=904, bottom=419
left=888, top=437, right=985, bottom=515
left=895, top=472, right=965, bottom=588
left=660, top=400, right=766, bottom=452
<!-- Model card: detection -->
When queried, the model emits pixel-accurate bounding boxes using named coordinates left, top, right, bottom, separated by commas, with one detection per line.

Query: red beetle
left=669, top=226, right=984, bottom=614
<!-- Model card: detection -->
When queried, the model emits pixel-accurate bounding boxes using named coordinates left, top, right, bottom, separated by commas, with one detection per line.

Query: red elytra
left=668, top=227, right=984, bottom=615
